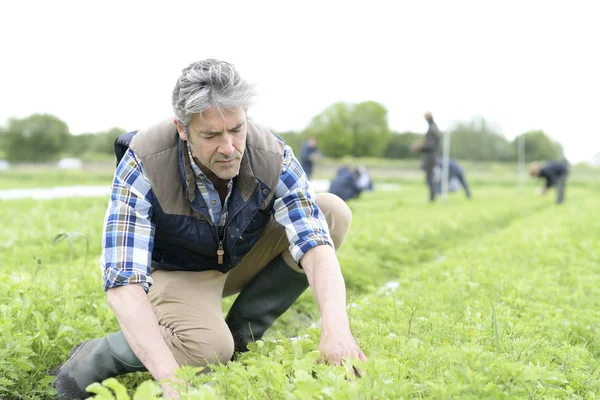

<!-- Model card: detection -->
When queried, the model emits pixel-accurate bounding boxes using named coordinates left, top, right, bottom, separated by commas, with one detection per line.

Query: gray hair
left=172, top=59, right=257, bottom=128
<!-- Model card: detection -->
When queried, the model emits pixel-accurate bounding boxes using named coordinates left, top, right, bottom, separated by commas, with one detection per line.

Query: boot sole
left=52, top=340, right=92, bottom=377
left=51, top=340, right=94, bottom=400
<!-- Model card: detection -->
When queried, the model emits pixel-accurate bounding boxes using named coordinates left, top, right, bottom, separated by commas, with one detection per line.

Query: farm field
left=1, top=182, right=599, bottom=399
left=1, top=159, right=598, bottom=190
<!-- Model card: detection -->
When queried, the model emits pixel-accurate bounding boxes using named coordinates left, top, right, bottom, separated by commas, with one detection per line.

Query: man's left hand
left=300, top=245, right=367, bottom=376
left=318, top=329, right=367, bottom=375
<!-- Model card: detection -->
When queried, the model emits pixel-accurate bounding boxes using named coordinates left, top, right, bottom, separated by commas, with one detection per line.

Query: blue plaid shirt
left=101, top=143, right=333, bottom=292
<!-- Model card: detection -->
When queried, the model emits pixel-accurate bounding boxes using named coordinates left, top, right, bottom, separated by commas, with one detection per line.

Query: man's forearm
left=301, top=245, right=351, bottom=333
left=107, top=285, right=180, bottom=382
left=420, top=134, right=437, bottom=152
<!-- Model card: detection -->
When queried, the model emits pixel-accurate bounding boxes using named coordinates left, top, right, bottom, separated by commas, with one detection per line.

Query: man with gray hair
left=53, top=59, right=366, bottom=399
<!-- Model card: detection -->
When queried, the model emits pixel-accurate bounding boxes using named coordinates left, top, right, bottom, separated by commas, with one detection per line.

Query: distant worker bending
left=329, top=166, right=373, bottom=202
left=436, top=159, right=472, bottom=199
left=355, top=166, right=374, bottom=192
left=529, top=161, right=569, bottom=204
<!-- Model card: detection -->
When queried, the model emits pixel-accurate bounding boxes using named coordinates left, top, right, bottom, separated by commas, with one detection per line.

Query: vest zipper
left=217, top=225, right=226, bottom=265
left=217, top=241, right=224, bottom=264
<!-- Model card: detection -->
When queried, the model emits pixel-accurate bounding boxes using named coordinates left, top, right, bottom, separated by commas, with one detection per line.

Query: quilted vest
left=127, top=117, right=284, bottom=273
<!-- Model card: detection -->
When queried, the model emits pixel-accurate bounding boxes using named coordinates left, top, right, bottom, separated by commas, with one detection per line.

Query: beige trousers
left=147, top=193, right=352, bottom=368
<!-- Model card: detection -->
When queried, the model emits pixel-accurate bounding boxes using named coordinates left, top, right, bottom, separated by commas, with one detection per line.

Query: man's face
left=176, top=107, right=247, bottom=181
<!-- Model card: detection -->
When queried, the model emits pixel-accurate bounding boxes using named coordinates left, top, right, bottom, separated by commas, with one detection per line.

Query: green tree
left=512, top=130, right=564, bottom=162
left=68, top=127, right=127, bottom=156
left=351, top=101, right=392, bottom=157
left=304, top=101, right=391, bottom=158
left=448, top=117, right=513, bottom=161
left=383, top=131, right=422, bottom=159
left=304, top=102, right=353, bottom=158
left=0, top=127, right=8, bottom=159
left=4, top=114, right=70, bottom=162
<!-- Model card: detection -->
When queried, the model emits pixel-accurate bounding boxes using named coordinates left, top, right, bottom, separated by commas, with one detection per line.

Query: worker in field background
left=53, top=59, right=366, bottom=400
left=529, top=160, right=570, bottom=204
left=412, top=111, right=442, bottom=202
left=355, top=165, right=374, bottom=192
left=299, top=135, right=323, bottom=180
left=328, top=165, right=373, bottom=202
left=435, top=159, right=472, bottom=199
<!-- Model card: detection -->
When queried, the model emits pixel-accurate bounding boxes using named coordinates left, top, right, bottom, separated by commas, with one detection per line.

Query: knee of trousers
left=316, top=192, right=352, bottom=249
left=169, top=325, right=234, bottom=368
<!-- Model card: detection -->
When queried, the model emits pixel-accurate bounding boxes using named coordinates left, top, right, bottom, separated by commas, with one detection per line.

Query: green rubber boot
left=225, top=254, right=309, bottom=355
left=53, top=331, right=146, bottom=399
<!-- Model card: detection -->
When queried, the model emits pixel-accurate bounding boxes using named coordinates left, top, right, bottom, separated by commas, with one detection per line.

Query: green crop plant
left=1, top=185, right=598, bottom=399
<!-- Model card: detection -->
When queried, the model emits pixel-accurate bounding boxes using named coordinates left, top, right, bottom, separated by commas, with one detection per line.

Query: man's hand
left=160, top=375, right=191, bottom=399
left=300, top=245, right=368, bottom=376
left=411, top=141, right=423, bottom=152
left=161, top=382, right=180, bottom=400
left=318, top=328, right=367, bottom=375
left=107, top=285, right=181, bottom=391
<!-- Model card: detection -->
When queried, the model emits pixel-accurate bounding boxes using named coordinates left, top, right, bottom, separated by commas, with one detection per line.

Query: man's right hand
left=106, top=285, right=181, bottom=391
left=161, top=376, right=191, bottom=399
left=161, top=382, right=181, bottom=399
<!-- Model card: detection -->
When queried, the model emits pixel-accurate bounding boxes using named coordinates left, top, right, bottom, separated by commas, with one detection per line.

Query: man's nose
left=218, top=134, right=235, bottom=155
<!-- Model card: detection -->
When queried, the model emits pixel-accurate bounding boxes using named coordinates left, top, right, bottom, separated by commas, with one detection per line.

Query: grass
left=1, top=182, right=599, bottom=399
left=2, top=159, right=598, bottom=190
left=0, top=168, right=114, bottom=189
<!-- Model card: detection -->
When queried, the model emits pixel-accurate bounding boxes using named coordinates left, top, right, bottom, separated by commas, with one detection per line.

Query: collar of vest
left=129, top=117, right=283, bottom=215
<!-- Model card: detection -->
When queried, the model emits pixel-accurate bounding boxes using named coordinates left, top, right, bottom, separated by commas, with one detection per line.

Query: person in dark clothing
left=435, top=159, right=472, bottom=198
left=412, top=112, right=441, bottom=202
left=299, top=136, right=322, bottom=180
left=329, top=167, right=362, bottom=201
left=355, top=166, right=374, bottom=192
left=529, top=161, right=569, bottom=204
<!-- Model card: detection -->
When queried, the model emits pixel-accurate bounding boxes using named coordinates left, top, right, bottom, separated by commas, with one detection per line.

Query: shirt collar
left=187, top=141, right=208, bottom=181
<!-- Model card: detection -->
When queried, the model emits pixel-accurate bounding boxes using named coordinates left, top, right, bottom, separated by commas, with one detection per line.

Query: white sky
left=1, top=0, right=598, bottom=162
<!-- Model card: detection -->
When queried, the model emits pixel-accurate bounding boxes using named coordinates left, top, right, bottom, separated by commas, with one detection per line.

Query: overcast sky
left=1, top=0, right=598, bottom=162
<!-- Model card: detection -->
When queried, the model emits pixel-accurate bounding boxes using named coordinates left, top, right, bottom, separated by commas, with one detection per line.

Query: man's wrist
left=321, top=314, right=351, bottom=334
left=155, top=371, right=177, bottom=383
left=150, top=363, right=180, bottom=382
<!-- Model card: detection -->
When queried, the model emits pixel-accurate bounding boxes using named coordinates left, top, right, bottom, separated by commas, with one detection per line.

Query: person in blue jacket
left=329, top=167, right=361, bottom=201
left=355, top=166, right=374, bottom=192
left=435, top=159, right=472, bottom=199
left=529, top=161, right=569, bottom=204
left=329, top=166, right=373, bottom=202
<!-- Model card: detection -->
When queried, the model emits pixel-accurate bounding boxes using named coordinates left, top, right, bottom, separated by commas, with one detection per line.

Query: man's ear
left=174, top=119, right=188, bottom=141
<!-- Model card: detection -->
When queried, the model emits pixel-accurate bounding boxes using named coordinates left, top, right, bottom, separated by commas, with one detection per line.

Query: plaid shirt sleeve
left=101, top=148, right=155, bottom=292
left=273, top=145, right=334, bottom=264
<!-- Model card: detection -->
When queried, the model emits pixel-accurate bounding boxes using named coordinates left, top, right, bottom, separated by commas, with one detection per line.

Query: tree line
left=279, top=101, right=565, bottom=163
left=0, top=103, right=565, bottom=163
left=0, top=114, right=125, bottom=163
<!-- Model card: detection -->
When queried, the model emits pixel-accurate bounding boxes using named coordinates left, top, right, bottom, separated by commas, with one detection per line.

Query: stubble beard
left=211, top=154, right=242, bottom=180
